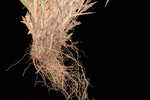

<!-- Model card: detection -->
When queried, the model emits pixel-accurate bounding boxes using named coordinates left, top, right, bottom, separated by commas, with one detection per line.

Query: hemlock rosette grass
left=19, top=0, right=96, bottom=100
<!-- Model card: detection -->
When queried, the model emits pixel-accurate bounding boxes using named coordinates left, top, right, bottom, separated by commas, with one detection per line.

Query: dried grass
left=20, top=0, right=96, bottom=100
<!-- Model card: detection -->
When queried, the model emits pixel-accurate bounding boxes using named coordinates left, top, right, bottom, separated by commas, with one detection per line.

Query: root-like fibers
left=20, top=0, right=96, bottom=99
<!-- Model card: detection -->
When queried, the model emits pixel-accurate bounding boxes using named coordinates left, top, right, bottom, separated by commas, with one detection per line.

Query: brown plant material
left=105, top=0, right=109, bottom=7
left=21, top=0, right=96, bottom=100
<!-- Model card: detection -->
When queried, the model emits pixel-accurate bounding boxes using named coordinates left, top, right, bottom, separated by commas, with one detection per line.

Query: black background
left=0, top=0, right=133, bottom=100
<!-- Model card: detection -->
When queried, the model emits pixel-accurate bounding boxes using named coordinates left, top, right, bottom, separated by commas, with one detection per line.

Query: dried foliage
left=20, top=0, right=96, bottom=100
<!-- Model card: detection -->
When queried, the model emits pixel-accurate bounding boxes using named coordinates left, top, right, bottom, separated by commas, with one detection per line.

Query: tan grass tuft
left=20, top=0, right=96, bottom=100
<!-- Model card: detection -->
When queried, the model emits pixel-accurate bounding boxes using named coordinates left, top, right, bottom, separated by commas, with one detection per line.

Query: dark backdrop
left=0, top=0, right=117, bottom=100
